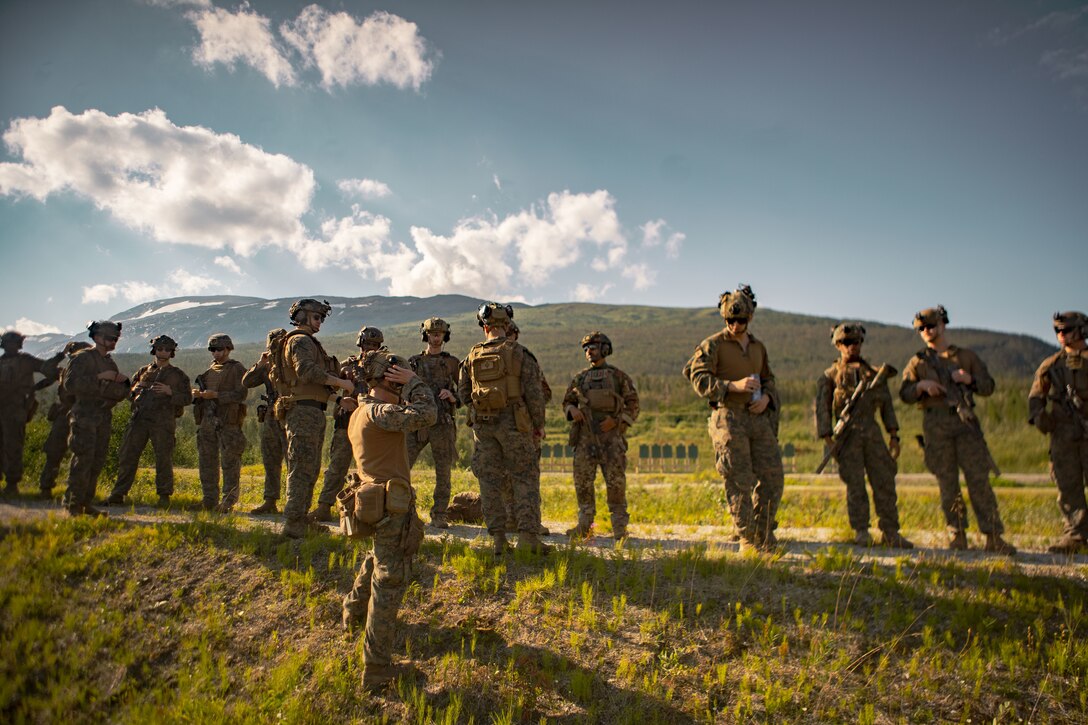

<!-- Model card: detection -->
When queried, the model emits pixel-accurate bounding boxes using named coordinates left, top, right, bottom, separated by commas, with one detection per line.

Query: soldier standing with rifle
left=1029, top=311, right=1088, bottom=555
left=684, top=286, right=784, bottom=552
left=563, top=331, right=639, bottom=541
left=815, top=323, right=912, bottom=548
left=407, top=318, right=461, bottom=529
left=900, top=306, right=1015, bottom=554
left=108, top=335, right=191, bottom=507
left=310, top=326, right=383, bottom=523
left=243, top=329, right=288, bottom=515
left=38, top=341, right=92, bottom=498
left=0, top=330, right=64, bottom=495
left=192, top=334, right=248, bottom=513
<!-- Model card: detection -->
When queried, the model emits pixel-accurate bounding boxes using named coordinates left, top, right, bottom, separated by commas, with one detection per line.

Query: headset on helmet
left=87, top=320, right=122, bottom=340
left=149, top=334, right=178, bottom=357
left=477, top=302, right=514, bottom=329
left=913, top=305, right=949, bottom=330
left=356, top=326, right=385, bottom=350
left=581, top=331, right=613, bottom=357
left=420, top=317, right=451, bottom=343
left=831, top=323, right=866, bottom=346
left=718, top=284, right=757, bottom=321
left=289, top=298, right=332, bottom=324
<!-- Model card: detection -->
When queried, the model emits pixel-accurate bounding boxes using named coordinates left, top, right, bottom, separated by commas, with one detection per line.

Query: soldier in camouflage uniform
left=815, top=323, right=912, bottom=548
left=342, top=350, right=436, bottom=692
left=1028, top=311, right=1088, bottom=554
left=192, top=334, right=248, bottom=513
left=683, top=286, right=784, bottom=552
left=243, top=329, right=288, bottom=515
left=310, top=326, right=383, bottom=523
left=278, top=299, right=353, bottom=539
left=0, top=330, right=64, bottom=495
left=457, top=303, right=550, bottom=555
left=900, top=306, right=1015, bottom=554
left=38, top=342, right=92, bottom=497
left=563, top=331, right=639, bottom=540
left=504, top=321, right=551, bottom=535
left=407, top=318, right=461, bottom=529
left=108, top=335, right=191, bottom=507
left=63, top=321, right=131, bottom=516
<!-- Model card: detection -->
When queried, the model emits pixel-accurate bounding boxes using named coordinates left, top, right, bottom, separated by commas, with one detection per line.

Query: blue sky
left=1, top=0, right=1085, bottom=342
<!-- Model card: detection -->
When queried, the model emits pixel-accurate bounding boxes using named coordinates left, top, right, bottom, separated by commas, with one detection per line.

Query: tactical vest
left=580, top=367, right=622, bottom=417
left=131, top=363, right=187, bottom=419
left=272, top=330, right=337, bottom=402
left=199, top=360, right=246, bottom=425
left=466, top=339, right=522, bottom=416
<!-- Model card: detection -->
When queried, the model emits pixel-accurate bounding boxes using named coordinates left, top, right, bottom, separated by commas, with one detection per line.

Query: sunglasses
left=102, top=335, right=119, bottom=343
left=726, top=317, right=748, bottom=325
left=917, top=323, right=938, bottom=332
left=839, top=338, right=862, bottom=347
left=208, top=346, right=225, bottom=352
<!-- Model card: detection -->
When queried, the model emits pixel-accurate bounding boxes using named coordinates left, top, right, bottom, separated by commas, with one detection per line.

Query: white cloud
left=0, top=106, right=314, bottom=255
left=492, top=174, right=502, bottom=191
left=81, top=270, right=219, bottom=306
left=640, top=218, right=685, bottom=259
left=6, top=317, right=63, bottom=336
left=337, top=177, right=392, bottom=199
left=188, top=4, right=296, bottom=87
left=214, top=255, right=243, bottom=275
left=143, top=0, right=211, bottom=7
left=571, top=283, right=613, bottom=302
left=281, top=6, right=435, bottom=90
left=622, top=263, right=656, bottom=290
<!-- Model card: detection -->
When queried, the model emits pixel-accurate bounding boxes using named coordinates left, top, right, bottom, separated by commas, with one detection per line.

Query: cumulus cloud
left=5, top=318, right=63, bottom=336
left=281, top=6, right=436, bottom=90
left=571, top=282, right=613, bottom=302
left=337, top=177, right=392, bottom=199
left=214, top=255, right=243, bottom=275
left=0, top=106, right=314, bottom=255
left=143, top=0, right=210, bottom=7
left=622, top=263, right=656, bottom=290
left=81, top=270, right=218, bottom=306
left=188, top=4, right=296, bottom=87
left=640, top=218, right=685, bottom=258
left=492, top=174, right=502, bottom=191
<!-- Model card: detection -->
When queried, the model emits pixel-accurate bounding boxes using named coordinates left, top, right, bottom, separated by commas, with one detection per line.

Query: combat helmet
left=477, top=302, right=514, bottom=329
left=1054, top=311, right=1088, bottom=339
left=149, top=334, right=178, bottom=357
left=207, top=333, right=234, bottom=350
left=356, top=326, right=385, bottom=350
left=289, top=298, right=332, bottom=325
left=360, top=349, right=410, bottom=385
left=581, top=331, right=613, bottom=357
left=831, top=323, right=866, bottom=347
left=718, top=285, right=757, bottom=322
left=420, top=317, right=451, bottom=343
left=912, top=305, right=949, bottom=330
left=1, top=330, right=25, bottom=349
left=87, top=320, right=122, bottom=340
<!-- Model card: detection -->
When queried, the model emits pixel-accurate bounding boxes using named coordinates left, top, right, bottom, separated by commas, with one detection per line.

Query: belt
left=923, top=406, right=957, bottom=416
left=295, top=400, right=327, bottom=411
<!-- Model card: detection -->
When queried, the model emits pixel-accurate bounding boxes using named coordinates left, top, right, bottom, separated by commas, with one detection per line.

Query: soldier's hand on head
left=566, top=405, right=585, bottom=423
left=748, top=395, right=770, bottom=415
left=951, top=368, right=973, bottom=385
left=916, top=380, right=946, bottom=397
left=599, top=416, right=618, bottom=433
left=888, top=437, right=901, bottom=460
left=383, top=365, right=416, bottom=386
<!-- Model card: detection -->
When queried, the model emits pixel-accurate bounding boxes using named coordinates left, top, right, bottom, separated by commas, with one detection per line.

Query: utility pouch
left=384, top=478, right=413, bottom=514
left=337, top=477, right=377, bottom=540
left=273, top=397, right=290, bottom=422
left=257, top=404, right=267, bottom=423
left=513, top=401, right=532, bottom=433
left=586, top=387, right=617, bottom=412
left=354, top=480, right=387, bottom=525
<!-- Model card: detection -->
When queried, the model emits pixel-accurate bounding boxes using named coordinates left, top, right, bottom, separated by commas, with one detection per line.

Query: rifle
left=572, top=388, right=602, bottom=458
left=925, top=349, right=1001, bottom=477
left=816, top=363, right=897, bottom=474
left=1056, top=365, right=1088, bottom=437
left=194, top=373, right=217, bottom=424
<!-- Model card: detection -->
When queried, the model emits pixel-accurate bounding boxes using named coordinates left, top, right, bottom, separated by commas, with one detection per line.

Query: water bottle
left=749, top=374, right=762, bottom=403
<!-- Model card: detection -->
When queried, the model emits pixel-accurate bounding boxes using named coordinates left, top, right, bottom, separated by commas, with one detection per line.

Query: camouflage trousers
left=710, top=407, right=784, bottom=543
left=572, top=430, right=630, bottom=533
left=922, top=408, right=1004, bottom=535
left=342, top=513, right=411, bottom=667
left=471, top=409, right=540, bottom=535
left=318, top=427, right=353, bottom=508
left=834, top=423, right=901, bottom=535
left=197, top=418, right=246, bottom=508
left=64, top=403, right=114, bottom=508
left=1049, top=433, right=1088, bottom=540
left=0, top=402, right=30, bottom=487
left=40, top=409, right=72, bottom=492
left=259, top=415, right=287, bottom=501
left=406, top=422, right=458, bottom=516
left=112, top=414, right=178, bottom=498
left=282, top=405, right=327, bottom=523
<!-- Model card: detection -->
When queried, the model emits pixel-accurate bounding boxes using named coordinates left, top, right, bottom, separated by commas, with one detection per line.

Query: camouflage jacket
left=562, top=363, right=640, bottom=430
left=242, top=359, right=277, bottom=404
left=195, top=359, right=248, bottom=424
left=129, top=362, right=192, bottom=420
left=814, top=358, right=898, bottom=439
left=64, top=348, right=130, bottom=409
left=899, top=345, right=994, bottom=409
left=0, top=350, right=63, bottom=406
left=1028, top=349, right=1088, bottom=437
left=683, top=330, right=779, bottom=411
left=409, top=350, right=461, bottom=425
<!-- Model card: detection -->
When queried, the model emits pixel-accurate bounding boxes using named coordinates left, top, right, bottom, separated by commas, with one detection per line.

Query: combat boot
left=1047, top=535, right=1088, bottom=555
left=214, top=501, right=234, bottom=515
left=983, top=533, right=1017, bottom=556
left=853, top=530, right=874, bottom=547
left=492, top=532, right=509, bottom=557
left=69, top=503, right=108, bottom=518
left=517, top=532, right=552, bottom=556
left=565, top=520, right=593, bottom=540
left=39, top=488, right=54, bottom=500
left=612, top=527, right=628, bottom=542
left=342, top=608, right=365, bottom=632
left=756, top=531, right=779, bottom=553
left=157, top=495, right=171, bottom=508
left=309, top=503, right=334, bottom=522
left=948, top=530, right=968, bottom=551
left=361, top=663, right=407, bottom=693
left=2, top=482, right=17, bottom=496
left=881, top=531, right=914, bottom=549
left=250, top=498, right=278, bottom=515
left=429, top=512, right=449, bottom=529
left=105, top=493, right=126, bottom=506
left=283, top=517, right=309, bottom=539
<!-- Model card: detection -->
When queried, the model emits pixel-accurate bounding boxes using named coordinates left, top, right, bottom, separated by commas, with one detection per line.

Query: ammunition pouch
left=257, top=404, right=268, bottom=423
left=337, top=474, right=422, bottom=558
left=513, top=400, right=532, bottom=433
left=273, top=396, right=291, bottom=422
